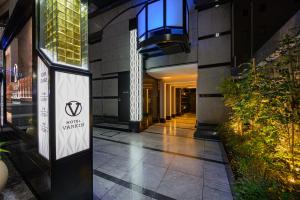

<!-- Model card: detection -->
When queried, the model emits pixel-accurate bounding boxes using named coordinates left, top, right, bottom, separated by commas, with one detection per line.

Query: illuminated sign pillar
left=36, top=0, right=92, bottom=199
left=129, top=29, right=143, bottom=132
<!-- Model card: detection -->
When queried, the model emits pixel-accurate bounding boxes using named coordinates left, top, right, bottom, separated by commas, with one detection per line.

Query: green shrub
left=234, top=178, right=299, bottom=200
left=220, top=34, right=300, bottom=198
left=0, top=141, right=8, bottom=160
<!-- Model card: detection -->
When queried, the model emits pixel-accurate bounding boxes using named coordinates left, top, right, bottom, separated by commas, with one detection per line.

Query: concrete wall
left=89, top=0, right=144, bottom=119
left=197, top=3, right=232, bottom=124
left=255, top=9, right=300, bottom=63
left=91, top=76, right=119, bottom=117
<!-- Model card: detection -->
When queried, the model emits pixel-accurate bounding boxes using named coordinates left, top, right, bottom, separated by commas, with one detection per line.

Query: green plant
left=220, top=33, right=300, bottom=199
left=0, top=142, right=8, bottom=160
left=234, top=178, right=299, bottom=200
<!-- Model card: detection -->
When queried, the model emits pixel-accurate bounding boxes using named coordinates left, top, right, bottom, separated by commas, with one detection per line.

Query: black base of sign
left=51, top=150, right=92, bottom=200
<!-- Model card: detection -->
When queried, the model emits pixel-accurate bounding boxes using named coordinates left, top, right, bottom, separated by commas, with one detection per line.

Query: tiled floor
left=148, top=114, right=196, bottom=134
left=93, top=114, right=233, bottom=200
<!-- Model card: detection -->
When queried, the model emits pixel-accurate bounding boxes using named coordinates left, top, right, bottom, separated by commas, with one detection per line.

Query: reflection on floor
left=93, top=117, right=233, bottom=200
left=145, top=113, right=196, bottom=139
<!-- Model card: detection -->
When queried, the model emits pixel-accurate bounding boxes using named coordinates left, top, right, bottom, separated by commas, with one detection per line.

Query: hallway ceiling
left=147, top=63, right=198, bottom=88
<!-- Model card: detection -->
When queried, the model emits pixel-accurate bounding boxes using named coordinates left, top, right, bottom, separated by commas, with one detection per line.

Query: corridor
left=93, top=120, right=233, bottom=200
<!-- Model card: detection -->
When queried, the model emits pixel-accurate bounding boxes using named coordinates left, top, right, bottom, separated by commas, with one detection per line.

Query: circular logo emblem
left=65, top=101, right=82, bottom=117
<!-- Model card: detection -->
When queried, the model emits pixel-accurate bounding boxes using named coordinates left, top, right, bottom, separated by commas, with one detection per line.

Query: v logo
left=65, top=101, right=82, bottom=117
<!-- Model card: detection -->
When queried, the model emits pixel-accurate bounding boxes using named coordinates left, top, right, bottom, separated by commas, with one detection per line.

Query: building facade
left=89, top=0, right=232, bottom=137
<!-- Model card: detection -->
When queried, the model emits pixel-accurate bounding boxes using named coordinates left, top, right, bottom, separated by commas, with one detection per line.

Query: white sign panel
left=55, top=72, right=90, bottom=160
left=37, top=58, right=50, bottom=160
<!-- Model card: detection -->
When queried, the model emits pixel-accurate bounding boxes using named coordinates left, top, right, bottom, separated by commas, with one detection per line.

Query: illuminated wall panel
left=130, top=30, right=142, bottom=121
left=38, top=57, right=50, bottom=160
left=55, top=71, right=90, bottom=160
left=148, top=0, right=163, bottom=31
left=166, top=0, right=183, bottom=27
left=138, top=7, right=146, bottom=38
left=39, top=0, right=88, bottom=69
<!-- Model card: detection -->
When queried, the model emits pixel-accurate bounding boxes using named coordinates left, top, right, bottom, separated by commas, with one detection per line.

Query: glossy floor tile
left=93, top=114, right=233, bottom=200
left=145, top=114, right=197, bottom=139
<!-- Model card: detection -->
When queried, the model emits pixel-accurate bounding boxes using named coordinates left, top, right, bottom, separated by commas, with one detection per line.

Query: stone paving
left=93, top=115, right=233, bottom=200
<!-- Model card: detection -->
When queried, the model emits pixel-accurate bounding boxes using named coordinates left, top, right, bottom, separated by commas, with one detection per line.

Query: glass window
left=138, top=7, right=146, bottom=38
left=5, top=18, right=34, bottom=133
left=38, top=0, right=88, bottom=69
left=148, top=0, right=163, bottom=31
left=166, top=0, right=183, bottom=27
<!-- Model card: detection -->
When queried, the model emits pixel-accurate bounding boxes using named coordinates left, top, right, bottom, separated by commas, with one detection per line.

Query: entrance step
left=94, top=122, right=130, bottom=132
left=194, top=124, right=220, bottom=140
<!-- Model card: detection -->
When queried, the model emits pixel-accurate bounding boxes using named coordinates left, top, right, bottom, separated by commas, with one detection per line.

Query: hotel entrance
left=142, top=63, right=198, bottom=138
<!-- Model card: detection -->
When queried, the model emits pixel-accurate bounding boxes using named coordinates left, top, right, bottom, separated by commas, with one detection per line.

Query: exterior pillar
left=171, top=86, right=176, bottom=118
left=196, top=3, right=231, bottom=139
left=152, top=80, right=158, bottom=123
left=166, top=84, right=171, bottom=120
left=159, top=82, right=166, bottom=123
left=129, top=29, right=143, bottom=132
left=177, top=88, right=182, bottom=115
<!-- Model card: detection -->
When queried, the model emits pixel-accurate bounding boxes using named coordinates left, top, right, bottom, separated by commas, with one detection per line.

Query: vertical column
left=166, top=84, right=171, bottom=120
left=159, top=82, right=166, bottom=122
left=36, top=1, right=92, bottom=198
left=172, top=86, right=176, bottom=118
left=146, top=89, right=149, bottom=113
left=0, top=27, right=3, bottom=127
left=152, top=80, right=158, bottom=123
left=178, top=89, right=182, bottom=115
left=196, top=2, right=232, bottom=138
left=129, top=29, right=143, bottom=132
left=196, top=82, right=199, bottom=124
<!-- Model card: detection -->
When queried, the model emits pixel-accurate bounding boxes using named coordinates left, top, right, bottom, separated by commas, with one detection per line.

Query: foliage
left=234, top=178, right=299, bottom=200
left=220, top=34, right=300, bottom=199
left=0, top=141, right=8, bottom=160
